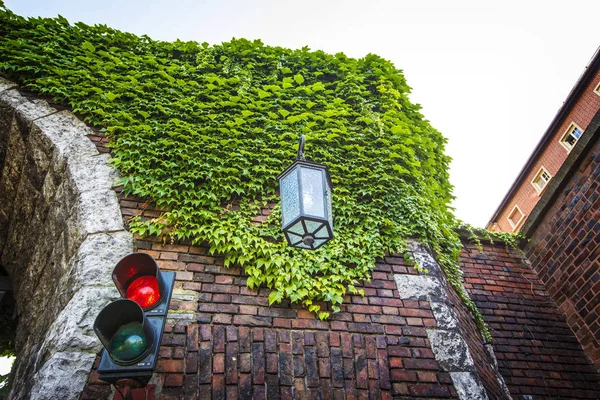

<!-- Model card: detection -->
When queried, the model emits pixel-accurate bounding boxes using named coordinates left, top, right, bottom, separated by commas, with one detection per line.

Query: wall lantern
left=277, top=134, right=334, bottom=250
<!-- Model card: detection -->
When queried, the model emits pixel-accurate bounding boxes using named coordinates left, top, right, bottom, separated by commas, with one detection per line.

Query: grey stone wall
left=0, top=78, right=133, bottom=399
left=396, top=242, right=512, bottom=400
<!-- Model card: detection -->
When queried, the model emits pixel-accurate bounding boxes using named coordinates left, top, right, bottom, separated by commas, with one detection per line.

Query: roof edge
left=520, top=108, right=600, bottom=238
left=487, top=46, right=600, bottom=227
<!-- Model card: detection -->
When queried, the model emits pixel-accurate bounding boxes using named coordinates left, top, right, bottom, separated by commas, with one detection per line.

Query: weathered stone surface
left=449, top=371, right=490, bottom=400
left=407, top=241, right=442, bottom=275
left=394, top=274, right=444, bottom=301
left=426, top=329, right=475, bottom=372
left=77, top=189, right=125, bottom=234
left=0, top=77, right=17, bottom=92
left=68, top=153, right=120, bottom=193
left=0, top=80, right=133, bottom=399
left=42, top=287, right=118, bottom=354
left=32, top=111, right=98, bottom=157
left=69, top=231, right=133, bottom=290
left=16, top=99, right=57, bottom=122
left=29, top=351, right=97, bottom=400
left=0, top=89, right=27, bottom=110
left=431, top=302, right=458, bottom=329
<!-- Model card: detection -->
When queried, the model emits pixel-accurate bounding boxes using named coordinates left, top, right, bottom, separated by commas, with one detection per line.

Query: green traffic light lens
left=109, top=323, right=148, bottom=364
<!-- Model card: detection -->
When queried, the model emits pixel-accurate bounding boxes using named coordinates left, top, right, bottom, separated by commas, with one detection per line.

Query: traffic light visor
left=93, top=299, right=156, bottom=365
left=113, top=253, right=166, bottom=310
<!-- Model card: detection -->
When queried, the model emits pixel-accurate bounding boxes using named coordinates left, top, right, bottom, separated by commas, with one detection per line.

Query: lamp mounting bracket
left=297, top=134, right=306, bottom=161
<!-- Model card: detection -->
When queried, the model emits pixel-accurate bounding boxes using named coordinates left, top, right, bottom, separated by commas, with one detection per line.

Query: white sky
left=6, top=0, right=600, bottom=226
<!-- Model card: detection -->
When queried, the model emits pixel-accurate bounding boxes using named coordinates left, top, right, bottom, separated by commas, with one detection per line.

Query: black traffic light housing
left=93, top=253, right=175, bottom=385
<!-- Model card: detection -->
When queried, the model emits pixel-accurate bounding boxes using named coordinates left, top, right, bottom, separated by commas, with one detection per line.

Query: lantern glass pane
left=287, top=220, right=306, bottom=236
left=313, top=225, right=329, bottom=239
left=304, top=220, right=323, bottom=235
left=285, top=231, right=301, bottom=245
left=280, top=169, right=300, bottom=226
left=300, top=167, right=325, bottom=218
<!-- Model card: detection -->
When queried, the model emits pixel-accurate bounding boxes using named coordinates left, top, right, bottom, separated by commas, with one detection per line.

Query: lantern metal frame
left=277, top=135, right=334, bottom=250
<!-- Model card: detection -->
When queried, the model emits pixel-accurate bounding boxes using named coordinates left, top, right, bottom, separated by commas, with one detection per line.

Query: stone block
left=76, top=189, right=125, bottom=234
left=430, top=302, right=458, bottom=330
left=449, top=371, right=489, bottom=400
left=29, top=351, right=97, bottom=400
left=32, top=111, right=97, bottom=160
left=426, top=329, right=475, bottom=373
left=67, top=153, right=120, bottom=193
left=16, top=99, right=57, bottom=122
left=0, top=77, right=18, bottom=92
left=68, top=230, right=133, bottom=291
left=394, top=275, right=444, bottom=301
left=407, top=241, right=442, bottom=275
left=41, top=287, right=118, bottom=354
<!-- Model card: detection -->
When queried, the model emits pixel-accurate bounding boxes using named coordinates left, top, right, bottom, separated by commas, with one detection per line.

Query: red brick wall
left=492, top=68, right=600, bottom=233
left=82, top=195, right=464, bottom=399
left=461, top=242, right=600, bottom=399
left=524, top=134, right=600, bottom=369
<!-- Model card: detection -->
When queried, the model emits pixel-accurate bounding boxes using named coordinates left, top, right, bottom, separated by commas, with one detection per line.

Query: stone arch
left=0, top=78, right=133, bottom=400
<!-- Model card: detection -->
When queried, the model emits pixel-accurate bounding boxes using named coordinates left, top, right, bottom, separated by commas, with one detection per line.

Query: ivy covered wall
left=0, top=4, right=490, bottom=329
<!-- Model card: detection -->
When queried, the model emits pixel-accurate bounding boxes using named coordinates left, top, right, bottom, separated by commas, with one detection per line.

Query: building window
left=594, top=82, right=600, bottom=97
left=560, top=122, right=583, bottom=151
left=531, top=167, right=551, bottom=194
left=507, top=205, right=525, bottom=231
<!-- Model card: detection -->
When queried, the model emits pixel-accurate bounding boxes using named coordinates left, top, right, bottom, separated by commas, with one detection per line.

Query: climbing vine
left=0, top=4, right=510, bottom=337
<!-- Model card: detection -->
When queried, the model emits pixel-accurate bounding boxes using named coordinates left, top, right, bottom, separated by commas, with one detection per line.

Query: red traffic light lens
left=126, top=276, right=160, bottom=309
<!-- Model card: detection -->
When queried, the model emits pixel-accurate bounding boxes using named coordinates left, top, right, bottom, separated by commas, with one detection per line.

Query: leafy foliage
left=0, top=6, right=489, bottom=335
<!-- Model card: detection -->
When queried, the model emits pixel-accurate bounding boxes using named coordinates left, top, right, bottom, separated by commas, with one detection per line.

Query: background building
left=487, top=48, right=600, bottom=233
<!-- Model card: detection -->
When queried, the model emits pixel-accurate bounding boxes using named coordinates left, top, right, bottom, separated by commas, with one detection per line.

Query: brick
left=164, top=374, right=183, bottom=387
left=331, top=348, right=344, bottom=387
left=341, top=333, right=353, bottom=358
left=409, top=384, right=451, bottom=397
left=202, top=283, right=239, bottom=294
left=279, top=343, right=293, bottom=386
left=214, top=326, right=226, bottom=352
left=305, top=347, right=319, bottom=387
left=417, top=371, right=437, bottom=383
left=252, top=343, right=266, bottom=384
left=225, top=342, right=238, bottom=384
left=239, top=305, right=258, bottom=315
left=185, top=352, right=198, bottom=374
left=215, top=275, right=233, bottom=284
left=354, top=345, right=367, bottom=389
left=212, top=375, right=225, bottom=400
left=266, top=353, right=278, bottom=374
left=239, top=326, right=251, bottom=352
left=158, top=360, right=184, bottom=373
left=403, top=358, right=438, bottom=370
left=234, top=315, right=272, bottom=327
left=266, top=375, right=280, bottom=399
left=291, top=319, right=329, bottom=330
left=186, top=324, right=198, bottom=352
left=273, top=318, right=291, bottom=328
left=390, top=369, right=417, bottom=382
left=265, top=329, right=277, bottom=352
left=377, top=349, right=391, bottom=389
left=213, top=314, right=233, bottom=324
left=318, top=357, right=331, bottom=378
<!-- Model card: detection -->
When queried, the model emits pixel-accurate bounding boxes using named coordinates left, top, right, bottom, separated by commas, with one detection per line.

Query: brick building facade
left=488, top=48, right=600, bottom=233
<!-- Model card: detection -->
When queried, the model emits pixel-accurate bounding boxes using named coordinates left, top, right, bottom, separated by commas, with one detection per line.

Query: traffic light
left=93, top=253, right=175, bottom=385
